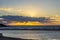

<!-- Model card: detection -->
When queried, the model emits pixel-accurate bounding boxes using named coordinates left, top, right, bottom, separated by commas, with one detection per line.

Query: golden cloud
left=6, top=21, right=60, bottom=26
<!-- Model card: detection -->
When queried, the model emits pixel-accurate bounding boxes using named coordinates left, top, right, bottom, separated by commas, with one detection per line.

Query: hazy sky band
left=0, top=0, right=60, bottom=17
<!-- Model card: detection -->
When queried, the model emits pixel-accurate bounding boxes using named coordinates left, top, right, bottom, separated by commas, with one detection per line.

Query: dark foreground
left=0, top=33, right=33, bottom=40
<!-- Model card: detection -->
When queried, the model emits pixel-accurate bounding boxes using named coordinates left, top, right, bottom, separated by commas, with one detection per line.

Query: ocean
left=0, top=30, right=60, bottom=40
left=0, top=26, right=60, bottom=30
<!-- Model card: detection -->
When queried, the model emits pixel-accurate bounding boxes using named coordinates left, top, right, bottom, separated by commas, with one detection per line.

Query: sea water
left=0, top=30, right=60, bottom=40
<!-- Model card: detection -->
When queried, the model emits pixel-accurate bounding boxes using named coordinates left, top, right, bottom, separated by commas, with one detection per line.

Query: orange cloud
left=6, top=21, right=43, bottom=26
left=6, top=20, right=60, bottom=26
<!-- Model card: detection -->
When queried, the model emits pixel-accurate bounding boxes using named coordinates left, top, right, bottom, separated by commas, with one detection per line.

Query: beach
left=0, top=30, right=60, bottom=40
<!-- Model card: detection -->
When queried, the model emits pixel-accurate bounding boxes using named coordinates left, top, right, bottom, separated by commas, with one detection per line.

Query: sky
left=0, top=0, right=60, bottom=25
left=0, top=0, right=60, bottom=17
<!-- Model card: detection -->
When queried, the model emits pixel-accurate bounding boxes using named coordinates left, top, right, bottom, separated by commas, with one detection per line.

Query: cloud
left=0, top=8, right=21, bottom=12
left=0, top=8, right=24, bottom=16
left=1, top=15, right=60, bottom=25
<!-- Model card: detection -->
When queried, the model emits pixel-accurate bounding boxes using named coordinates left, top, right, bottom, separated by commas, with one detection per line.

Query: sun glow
left=20, top=6, right=37, bottom=17
left=6, top=21, right=43, bottom=26
left=0, top=7, right=42, bottom=17
left=6, top=20, right=60, bottom=26
left=0, top=5, right=46, bottom=17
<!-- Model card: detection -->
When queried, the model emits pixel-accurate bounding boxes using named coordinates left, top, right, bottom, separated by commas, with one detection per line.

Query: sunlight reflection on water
left=0, top=30, right=60, bottom=40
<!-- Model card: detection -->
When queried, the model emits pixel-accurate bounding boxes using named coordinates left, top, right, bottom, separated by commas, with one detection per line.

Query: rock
left=0, top=24, right=7, bottom=27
